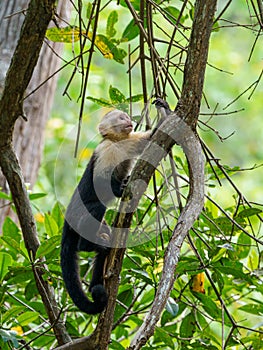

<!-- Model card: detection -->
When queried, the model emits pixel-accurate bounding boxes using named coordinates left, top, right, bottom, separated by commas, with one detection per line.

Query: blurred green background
left=34, top=0, right=262, bottom=214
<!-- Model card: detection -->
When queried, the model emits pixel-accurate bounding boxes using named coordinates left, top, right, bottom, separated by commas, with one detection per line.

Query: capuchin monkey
left=61, top=99, right=171, bottom=315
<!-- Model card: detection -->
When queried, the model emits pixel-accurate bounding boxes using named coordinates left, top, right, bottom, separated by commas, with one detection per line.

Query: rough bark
left=55, top=0, right=216, bottom=348
left=0, top=0, right=70, bottom=225
left=0, top=0, right=216, bottom=348
left=0, top=0, right=71, bottom=345
left=128, top=116, right=204, bottom=349
left=98, top=1, right=216, bottom=349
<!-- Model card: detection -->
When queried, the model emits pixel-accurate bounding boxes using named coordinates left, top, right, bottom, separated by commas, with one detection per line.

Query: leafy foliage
left=1, top=0, right=263, bottom=349
left=87, top=85, right=143, bottom=111
left=1, top=163, right=263, bottom=349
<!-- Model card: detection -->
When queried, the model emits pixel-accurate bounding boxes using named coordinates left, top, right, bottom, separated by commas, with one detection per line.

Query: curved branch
left=93, top=111, right=204, bottom=349
left=128, top=117, right=204, bottom=349
left=93, top=1, right=216, bottom=348
left=128, top=1, right=217, bottom=346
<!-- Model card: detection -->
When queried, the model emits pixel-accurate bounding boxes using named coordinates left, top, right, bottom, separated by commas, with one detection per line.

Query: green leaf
left=125, top=94, right=144, bottom=103
left=193, top=292, right=220, bottom=319
left=86, top=96, right=113, bottom=107
left=36, top=236, right=61, bottom=259
left=25, top=280, right=39, bottom=301
left=196, top=311, right=209, bottom=329
left=213, top=258, right=249, bottom=281
left=86, top=2, right=93, bottom=22
left=0, top=191, right=11, bottom=200
left=110, top=340, right=125, bottom=350
left=211, top=247, right=229, bottom=263
left=114, top=288, right=134, bottom=321
left=211, top=270, right=224, bottom=292
left=1, top=236, right=28, bottom=261
left=139, top=288, right=155, bottom=305
left=213, top=19, right=220, bottom=32
left=164, top=6, right=183, bottom=25
left=114, top=325, right=128, bottom=341
left=129, top=314, right=143, bottom=326
left=176, top=256, right=200, bottom=275
left=129, top=268, right=152, bottom=285
left=0, top=252, right=12, bottom=282
left=2, top=217, right=20, bottom=241
left=236, top=232, right=251, bottom=259
left=51, top=202, right=64, bottom=230
left=239, top=304, right=263, bottom=315
left=29, top=193, right=47, bottom=200
left=2, top=306, right=25, bottom=324
left=213, top=217, right=233, bottom=233
left=154, top=327, right=175, bottom=348
left=109, top=86, right=126, bottom=104
left=8, top=266, right=34, bottom=284
left=46, top=26, right=80, bottom=43
left=17, top=311, right=39, bottom=326
left=189, top=7, right=195, bottom=21
left=106, top=11, right=118, bottom=38
left=237, top=207, right=262, bottom=218
left=122, top=255, right=142, bottom=269
left=118, top=287, right=134, bottom=305
left=111, top=47, right=127, bottom=64
left=118, top=284, right=133, bottom=294
left=121, top=19, right=140, bottom=42
left=119, top=0, right=140, bottom=11
left=179, top=311, right=195, bottom=338
left=44, top=213, right=58, bottom=237
left=93, top=34, right=127, bottom=63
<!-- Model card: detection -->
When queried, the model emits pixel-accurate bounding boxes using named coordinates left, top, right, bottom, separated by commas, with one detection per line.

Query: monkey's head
left=99, top=110, right=133, bottom=140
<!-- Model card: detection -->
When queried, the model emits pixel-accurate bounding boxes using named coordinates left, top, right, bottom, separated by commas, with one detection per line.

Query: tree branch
left=40, top=0, right=216, bottom=348
left=0, top=0, right=71, bottom=345
left=176, top=1, right=217, bottom=127
left=91, top=1, right=216, bottom=349
left=128, top=116, right=204, bottom=349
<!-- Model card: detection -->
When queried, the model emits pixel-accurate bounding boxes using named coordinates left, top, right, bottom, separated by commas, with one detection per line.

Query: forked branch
left=93, top=1, right=217, bottom=349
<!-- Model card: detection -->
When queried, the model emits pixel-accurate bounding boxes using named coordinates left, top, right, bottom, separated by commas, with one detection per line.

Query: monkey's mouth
left=125, top=124, right=133, bottom=131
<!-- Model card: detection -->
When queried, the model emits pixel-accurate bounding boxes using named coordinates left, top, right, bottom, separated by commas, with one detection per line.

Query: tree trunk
left=0, top=0, right=71, bottom=226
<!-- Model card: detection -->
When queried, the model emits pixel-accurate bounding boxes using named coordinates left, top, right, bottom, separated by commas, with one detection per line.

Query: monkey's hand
left=152, top=97, right=172, bottom=115
left=151, top=98, right=172, bottom=135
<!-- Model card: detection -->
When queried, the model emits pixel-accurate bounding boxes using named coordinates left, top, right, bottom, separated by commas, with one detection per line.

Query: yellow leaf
left=87, top=32, right=114, bottom=60
left=11, top=326, right=23, bottom=336
left=153, top=258, right=164, bottom=274
left=35, top=212, right=44, bottom=223
left=46, top=26, right=81, bottom=43
left=192, top=272, right=205, bottom=294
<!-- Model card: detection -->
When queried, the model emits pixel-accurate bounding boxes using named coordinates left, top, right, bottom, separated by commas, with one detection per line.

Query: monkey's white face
left=99, top=110, right=133, bottom=139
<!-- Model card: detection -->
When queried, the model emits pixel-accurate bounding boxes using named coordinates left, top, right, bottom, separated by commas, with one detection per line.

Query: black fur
left=60, top=104, right=166, bottom=315
left=61, top=153, right=124, bottom=315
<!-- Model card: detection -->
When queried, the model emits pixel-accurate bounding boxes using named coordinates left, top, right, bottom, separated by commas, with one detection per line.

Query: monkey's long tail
left=60, top=221, right=108, bottom=315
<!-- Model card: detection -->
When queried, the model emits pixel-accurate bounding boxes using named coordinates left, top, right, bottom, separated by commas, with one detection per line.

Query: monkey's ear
left=99, top=124, right=107, bottom=137
left=99, top=118, right=111, bottom=137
